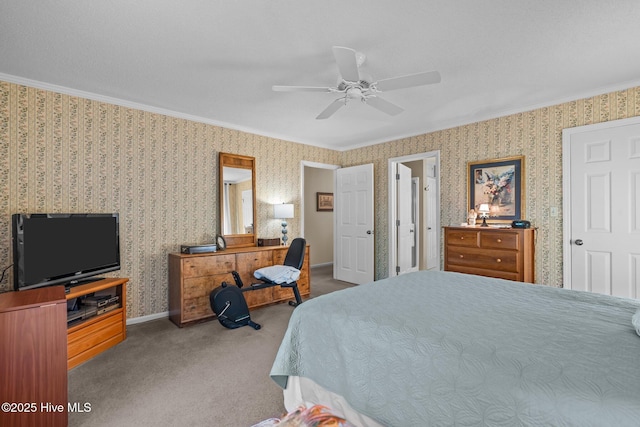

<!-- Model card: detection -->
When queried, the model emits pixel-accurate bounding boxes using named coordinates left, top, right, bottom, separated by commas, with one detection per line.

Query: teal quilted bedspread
left=270, top=270, right=640, bottom=427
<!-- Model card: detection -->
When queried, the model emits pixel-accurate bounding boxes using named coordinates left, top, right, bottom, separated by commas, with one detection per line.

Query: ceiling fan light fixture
left=346, top=87, right=364, bottom=99
left=274, top=46, right=440, bottom=119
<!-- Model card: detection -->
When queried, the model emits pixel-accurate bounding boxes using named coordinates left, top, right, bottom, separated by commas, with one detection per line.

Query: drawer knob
left=459, top=255, right=464, bottom=258
left=460, top=237, right=464, bottom=240
left=496, top=258, right=502, bottom=263
left=497, top=239, right=502, bottom=243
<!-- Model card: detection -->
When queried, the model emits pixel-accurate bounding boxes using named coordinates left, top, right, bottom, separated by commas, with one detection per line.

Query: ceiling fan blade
left=272, top=85, right=333, bottom=92
left=375, top=70, right=441, bottom=92
left=365, top=96, right=404, bottom=116
left=316, top=98, right=346, bottom=120
left=332, top=46, right=360, bottom=82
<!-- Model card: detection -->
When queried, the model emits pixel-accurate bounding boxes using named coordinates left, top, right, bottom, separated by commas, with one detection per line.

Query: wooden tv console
left=0, top=286, right=68, bottom=426
left=65, top=277, right=128, bottom=369
left=168, top=245, right=310, bottom=327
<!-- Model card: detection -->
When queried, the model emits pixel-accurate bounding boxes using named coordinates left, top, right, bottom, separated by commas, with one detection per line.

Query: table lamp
left=274, top=203, right=294, bottom=245
left=478, top=204, right=490, bottom=227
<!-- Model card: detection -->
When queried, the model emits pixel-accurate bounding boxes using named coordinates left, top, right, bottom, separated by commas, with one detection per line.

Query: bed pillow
left=633, top=310, right=640, bottom=337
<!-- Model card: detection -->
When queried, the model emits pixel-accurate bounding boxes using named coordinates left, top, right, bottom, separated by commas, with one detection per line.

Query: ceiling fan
left=273, top=46, right=441, bottom=120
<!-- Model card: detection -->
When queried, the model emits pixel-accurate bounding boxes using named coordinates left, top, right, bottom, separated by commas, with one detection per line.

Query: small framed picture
left=467, top=156, right=525, bottom=223
left=316, top=192, right=334, bottom=212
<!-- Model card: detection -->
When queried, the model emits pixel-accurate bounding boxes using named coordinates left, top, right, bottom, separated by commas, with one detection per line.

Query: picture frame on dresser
left=467, top=156, right=524, bottom=223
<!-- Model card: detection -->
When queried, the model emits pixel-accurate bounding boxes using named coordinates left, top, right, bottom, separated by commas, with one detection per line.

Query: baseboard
left=126, top=311, right=169, bottom=325
left=311, top=262, right=333, bottom=269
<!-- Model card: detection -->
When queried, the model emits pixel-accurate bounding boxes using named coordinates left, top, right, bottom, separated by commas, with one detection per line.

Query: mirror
left=219, top=152, right=257, bottom=248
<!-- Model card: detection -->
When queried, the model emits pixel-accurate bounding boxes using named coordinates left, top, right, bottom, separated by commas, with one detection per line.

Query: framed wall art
left=467, top=156, right=524, bottom=223
left=316, top=192, right=334, bottom=212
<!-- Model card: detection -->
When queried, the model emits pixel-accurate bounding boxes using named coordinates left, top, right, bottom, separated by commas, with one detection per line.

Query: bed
left=270, top=270, right=640, bottom=427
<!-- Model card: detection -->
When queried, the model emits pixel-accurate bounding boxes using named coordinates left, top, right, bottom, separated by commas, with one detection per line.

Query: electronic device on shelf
left=12, top=213, right=121, bottom=291
left=511, top=220, right=531, bottom=228
left=180, top=243, right=217, bottom=254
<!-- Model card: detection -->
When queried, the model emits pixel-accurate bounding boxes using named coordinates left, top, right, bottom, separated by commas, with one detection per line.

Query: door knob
left=366, top=230, right=373, bottom=235
left=574, top=239, right=584, bottom=246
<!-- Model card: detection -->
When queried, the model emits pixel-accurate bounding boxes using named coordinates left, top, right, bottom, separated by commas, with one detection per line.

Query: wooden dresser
left=168, top=245, right=310, bottom=327
left=444, top=226, right=535, bottom=283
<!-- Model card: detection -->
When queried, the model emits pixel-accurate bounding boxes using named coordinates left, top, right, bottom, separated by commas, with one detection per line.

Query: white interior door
left=396, top=163, right=414, bottom=275
left=563, top=118, right=640, bottom=298
left=333, top=163, right=374, bottom=284
left=334, top=164, right=374, bottom=284
left=425, top=175, right=438, bottom=270
left=411, top=177, right=420, bottom=271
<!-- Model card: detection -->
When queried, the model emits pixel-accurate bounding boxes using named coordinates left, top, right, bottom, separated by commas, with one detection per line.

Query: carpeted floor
left=67, top=264, right=353, bottom=427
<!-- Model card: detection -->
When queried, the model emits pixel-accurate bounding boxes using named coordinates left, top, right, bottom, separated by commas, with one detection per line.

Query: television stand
left=65, top=277, right=128, bottom=369
left=64, top=277, right=104, bottom=293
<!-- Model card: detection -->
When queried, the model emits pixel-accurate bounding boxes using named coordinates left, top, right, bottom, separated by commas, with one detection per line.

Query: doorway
left=300, top=161, right=339, bottom=268
left=388, top=151, right=441, bottom=276
left=301, top=161, right=375, bottom=285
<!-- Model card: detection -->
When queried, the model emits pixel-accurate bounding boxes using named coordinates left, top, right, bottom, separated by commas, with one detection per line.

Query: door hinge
left=396, top=219, right=401, bottom=227
left=396, top=266, right=400, bottom=273
left=396, top=173, right=400, bottom=180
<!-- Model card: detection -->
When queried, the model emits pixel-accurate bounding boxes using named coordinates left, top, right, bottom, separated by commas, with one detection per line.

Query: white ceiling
left=2, top=1, right=640, bottom=151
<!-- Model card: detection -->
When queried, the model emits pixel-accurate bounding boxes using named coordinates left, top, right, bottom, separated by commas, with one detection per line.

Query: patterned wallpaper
left=344, top=86, right=640, bottom=284
left=0, top=81, right=339, bottom=318
left=1, top=79, right=639, bottom=318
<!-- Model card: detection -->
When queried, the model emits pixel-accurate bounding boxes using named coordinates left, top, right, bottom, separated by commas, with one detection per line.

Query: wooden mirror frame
left=219, top=152, right=257, bottom=248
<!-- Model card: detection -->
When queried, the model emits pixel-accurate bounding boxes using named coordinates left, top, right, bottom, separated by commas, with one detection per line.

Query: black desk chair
left=231, top=237, right=306, bottom=307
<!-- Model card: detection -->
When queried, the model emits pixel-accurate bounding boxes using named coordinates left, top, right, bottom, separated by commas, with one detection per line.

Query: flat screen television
left=12, top=213, right=120, bottom=291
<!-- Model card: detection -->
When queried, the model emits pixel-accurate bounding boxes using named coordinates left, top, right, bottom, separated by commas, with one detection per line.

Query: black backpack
left=209, top=280, right=261, bottom=330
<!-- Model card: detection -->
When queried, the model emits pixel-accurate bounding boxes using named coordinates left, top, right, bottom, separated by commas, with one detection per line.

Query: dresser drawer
left=182, top=295, right=214, bottom=322
left=479, top=231, right=519, bottom=250
left=447, top=265, right=520, bottom=282
left=447, top=246, right=519, bottom=273
left=67, top=311, right=124, bottom=359
left=183, top=273, right=233, bottom=299
left=445, top=229, right=479, bottom=247
left=183, top=254, right=235, bottom=278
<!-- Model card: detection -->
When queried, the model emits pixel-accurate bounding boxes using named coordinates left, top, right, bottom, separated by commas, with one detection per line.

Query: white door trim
left=396, top=163, right=414, bottom=275
left=300, top=161, right=340, bottom=240
left=561, top=115, right=640, bottom=288
left=388, top=151, right=441, bottom=277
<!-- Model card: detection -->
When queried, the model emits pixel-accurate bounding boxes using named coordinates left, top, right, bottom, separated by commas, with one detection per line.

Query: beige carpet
left=67, top=264, right=353, bottom=427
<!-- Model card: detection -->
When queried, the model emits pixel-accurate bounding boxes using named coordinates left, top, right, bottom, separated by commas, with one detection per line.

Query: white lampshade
left=274, top=203, right=294, bottom=219
left=478, top=204, right=490, bottom=215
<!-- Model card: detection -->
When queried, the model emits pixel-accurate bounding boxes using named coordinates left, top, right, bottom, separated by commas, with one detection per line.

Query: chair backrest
left=283, top=238, right=306, bottom=270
